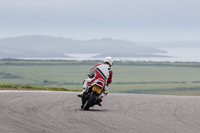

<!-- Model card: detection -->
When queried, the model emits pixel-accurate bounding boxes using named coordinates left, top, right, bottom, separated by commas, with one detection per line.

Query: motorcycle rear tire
left=83, top=92, right=96, bottom=110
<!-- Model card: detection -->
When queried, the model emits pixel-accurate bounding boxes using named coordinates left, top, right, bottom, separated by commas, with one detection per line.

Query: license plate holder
left=92, top=85, right=102, bottom=94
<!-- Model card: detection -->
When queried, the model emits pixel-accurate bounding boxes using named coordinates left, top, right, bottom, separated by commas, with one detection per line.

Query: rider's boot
left=95, top=98, right=102, bottom=106
left=77, top=88, right=86, bottom=97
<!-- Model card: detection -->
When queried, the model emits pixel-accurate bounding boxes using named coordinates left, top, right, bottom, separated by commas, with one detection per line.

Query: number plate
left=92, top=85, right=102, bottom=94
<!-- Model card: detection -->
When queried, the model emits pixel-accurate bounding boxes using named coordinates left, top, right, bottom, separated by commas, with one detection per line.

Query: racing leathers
left=80, top=63, right=113, bottom=99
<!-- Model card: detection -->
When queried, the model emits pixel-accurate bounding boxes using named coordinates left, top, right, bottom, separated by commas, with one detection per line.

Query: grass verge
left=0, top=84, right=80, bottom=92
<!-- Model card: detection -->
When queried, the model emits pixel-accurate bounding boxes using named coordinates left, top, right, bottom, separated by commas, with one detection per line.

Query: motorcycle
left=81, top=79, right=104, bottom=110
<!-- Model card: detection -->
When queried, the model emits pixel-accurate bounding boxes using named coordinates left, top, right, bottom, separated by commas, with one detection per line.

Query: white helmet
left=104, top=56, right=114, bottom=67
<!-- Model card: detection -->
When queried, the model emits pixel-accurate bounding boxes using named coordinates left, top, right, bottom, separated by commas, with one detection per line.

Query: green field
left=0, top=59, right=200, bottom=96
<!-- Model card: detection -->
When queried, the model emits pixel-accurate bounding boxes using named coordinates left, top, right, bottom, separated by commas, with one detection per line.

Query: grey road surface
left=0, top=91, right=200, bottom=133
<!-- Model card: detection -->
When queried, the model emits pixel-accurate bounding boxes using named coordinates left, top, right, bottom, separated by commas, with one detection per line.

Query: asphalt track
left=1, top=91, right=200, bottom=133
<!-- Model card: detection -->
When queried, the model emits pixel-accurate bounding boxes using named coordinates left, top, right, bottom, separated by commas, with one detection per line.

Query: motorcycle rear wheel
left=83, top=92, right=96, bottom=110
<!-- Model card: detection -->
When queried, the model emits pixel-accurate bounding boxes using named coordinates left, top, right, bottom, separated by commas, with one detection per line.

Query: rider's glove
left=87, top=73, right=94, bottom=78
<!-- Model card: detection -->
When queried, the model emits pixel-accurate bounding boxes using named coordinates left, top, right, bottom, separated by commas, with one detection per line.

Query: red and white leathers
left=81, top=63, right=113, bottom=99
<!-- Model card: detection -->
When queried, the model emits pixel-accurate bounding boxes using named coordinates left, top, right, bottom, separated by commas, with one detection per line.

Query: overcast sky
left=0, top=0, right=200, bottom=42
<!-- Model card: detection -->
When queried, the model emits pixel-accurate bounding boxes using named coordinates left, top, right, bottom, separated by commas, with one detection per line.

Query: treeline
left=113, top=81, right=188, bottom=84
left=0, top=71, right=23, bottom=78
left=119, top=87, right=200, bottom=94
left=1, top=58, right=200, bottom=67
left=42, top=80, right=200, bottom=86
left=43, top=80, right=81, bottom=86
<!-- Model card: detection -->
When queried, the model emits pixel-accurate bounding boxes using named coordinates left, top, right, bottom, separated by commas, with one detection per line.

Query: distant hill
left=0, top=35, right=168, bottom=58
left=137, top=41, right=200, bottom=48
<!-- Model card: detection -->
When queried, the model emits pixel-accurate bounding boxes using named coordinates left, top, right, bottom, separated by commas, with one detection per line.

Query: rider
left=77, top=56, right=114, bottom=105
